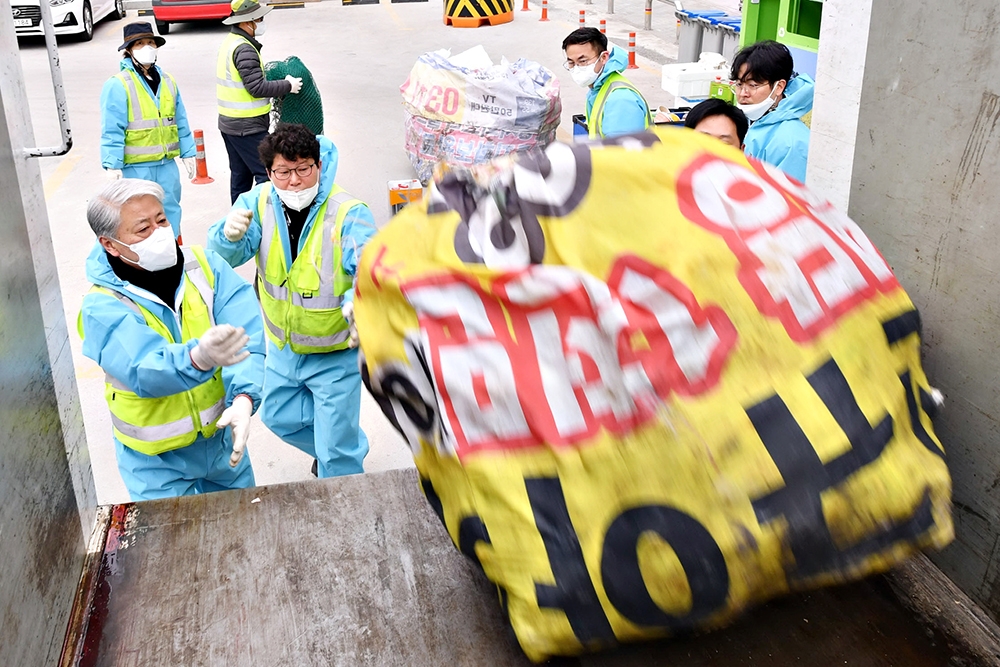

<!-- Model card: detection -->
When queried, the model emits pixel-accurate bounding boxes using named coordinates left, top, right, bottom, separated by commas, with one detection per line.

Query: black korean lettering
left=881, top=309, right=946, bottom=459
left=525, top=477, right=615, bottom=646
left=600, top=506, right=729, bottom=629
left=458, top=516, right=491, bottom=571
left=748, top=356, right=936, bottom=581
left=419, top=475, right=447, bottom=530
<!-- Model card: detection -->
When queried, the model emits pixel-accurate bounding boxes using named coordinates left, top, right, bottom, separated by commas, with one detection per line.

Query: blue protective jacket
left=744, top=73, right=814, bottom=183
left=207, top=135, right=376, bottom=304
left=100, top=58, right=197, bottom=170
left=80, top=244, right=266, bottom=411
left=586, top=46, right=650, bottom=138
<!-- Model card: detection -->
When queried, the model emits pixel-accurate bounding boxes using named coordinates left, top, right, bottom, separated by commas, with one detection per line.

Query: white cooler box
left=661, top=52, right=728, bottom=103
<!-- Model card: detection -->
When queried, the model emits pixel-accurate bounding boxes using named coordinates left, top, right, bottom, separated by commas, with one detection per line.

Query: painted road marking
left=43, top=154, right=81, bottom=200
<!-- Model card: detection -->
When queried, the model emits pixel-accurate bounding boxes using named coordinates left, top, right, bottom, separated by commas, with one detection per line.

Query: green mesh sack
left=264, top=56, right=324, bottom=135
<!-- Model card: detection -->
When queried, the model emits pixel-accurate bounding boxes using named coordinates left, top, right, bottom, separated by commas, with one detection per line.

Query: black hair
left=684, top=98, right=749, bottom=145
left=258, top=123, right=321, bottom=170
left=562, top=27, right=608, bottom=53
left=730, top=40, right=794, bottom=84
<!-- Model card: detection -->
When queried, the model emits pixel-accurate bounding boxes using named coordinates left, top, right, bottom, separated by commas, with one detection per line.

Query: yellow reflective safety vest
left=79, top=246, right=227, bottom=456
left=587, top=72, right=652, bottom=139
left=115, top=68, right=181, bottom=164
left=216, top=33, right=271, bottom=119
left=255, top=184, right=358, bottom=354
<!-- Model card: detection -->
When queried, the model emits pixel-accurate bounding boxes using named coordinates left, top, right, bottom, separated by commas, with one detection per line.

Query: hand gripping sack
left=400, top=49, right=561, bottom=182
left=354, top=128, right=954, bottom=662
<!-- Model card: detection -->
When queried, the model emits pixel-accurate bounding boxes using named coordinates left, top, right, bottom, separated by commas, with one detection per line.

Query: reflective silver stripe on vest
left=217, top=77, right=244, bottom=88
left=290, top=329, right=351, bottom=348
left=111, top=412, right=195, bottom=442
left=261, top=307, right=285, bottom=340
left=200, top=398, right=226, bottom=427
left=591, top=79, right=652, bottom=135
left=127, top=119, right=161, bottom=130
left=124, top=145, right=169, bottom=156
left=257, top=277, right=343, bottom=308
left=181, top=247, right=217, bottom=327
left=218, top=98, right=271, bottom=111
left=119, top=73, right=144, bottom=118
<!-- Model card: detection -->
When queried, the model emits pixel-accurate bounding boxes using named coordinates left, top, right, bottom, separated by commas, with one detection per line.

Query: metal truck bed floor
left=61, top=469, right=998, bottom=667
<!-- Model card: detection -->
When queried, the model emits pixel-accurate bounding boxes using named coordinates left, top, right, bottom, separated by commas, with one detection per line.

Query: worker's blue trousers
left=115, top=428, right=255, bottom=501
left=261, top=344, right=369, bottom=478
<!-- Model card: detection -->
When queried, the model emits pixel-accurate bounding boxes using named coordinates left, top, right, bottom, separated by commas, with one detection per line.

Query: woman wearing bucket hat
left=217, top=0, right=303, bottom=203
left=100, top=21, right=197, bottom=240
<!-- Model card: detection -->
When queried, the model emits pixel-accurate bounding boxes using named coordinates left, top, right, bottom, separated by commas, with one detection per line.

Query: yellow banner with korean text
left=354, top=129, right=953, bottom=663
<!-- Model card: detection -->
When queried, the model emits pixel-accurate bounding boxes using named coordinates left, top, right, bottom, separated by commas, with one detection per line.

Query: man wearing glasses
left=729, top=40, right=814, bottom=183
left=208, top=123, right=376, bottom=479
left=562, top=27, right=652, bottom=139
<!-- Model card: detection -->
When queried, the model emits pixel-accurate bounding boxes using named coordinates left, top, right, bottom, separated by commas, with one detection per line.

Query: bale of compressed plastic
left=400, top=46, right=561, bottom=182
left=354, top=127, right=954, bottom=663
left=264, top=56, right=323, bottom=135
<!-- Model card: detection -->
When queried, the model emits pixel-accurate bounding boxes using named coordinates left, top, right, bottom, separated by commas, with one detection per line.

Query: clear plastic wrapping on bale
left=355, top=128, right=954, bottom=663
left=400, top=46, right=561, bottom=183
left=265, top=56, right=324, bottom=135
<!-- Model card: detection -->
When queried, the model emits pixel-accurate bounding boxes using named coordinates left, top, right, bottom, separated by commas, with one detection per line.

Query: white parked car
left=12, top=0, right=126, bottom=42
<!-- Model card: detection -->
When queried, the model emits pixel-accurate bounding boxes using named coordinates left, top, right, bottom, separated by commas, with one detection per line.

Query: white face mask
left=275, top=182, right=319, bottom=212
left=253, top=21, right=266, bottom=36
left=113, top=225, right=178, bottom=271
left=737, top=85, right=779, bottom=122
left=132, top=45, right=157, bottom=66
left=571, top=60, right=602, bottom=88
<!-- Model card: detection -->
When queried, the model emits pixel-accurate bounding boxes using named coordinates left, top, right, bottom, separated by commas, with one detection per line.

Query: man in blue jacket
left=100, top=22, right=197, bottom=239
left=730, top=40, right=814, bottom=182
left=208, top=124, right=376, bottom=479
left=562, top=27, right=652, bottom=139
left=80, top=179, right=266, bottom=500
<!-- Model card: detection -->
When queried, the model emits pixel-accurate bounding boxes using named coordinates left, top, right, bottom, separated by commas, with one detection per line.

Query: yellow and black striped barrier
left=444, top=0, right=512, bottom=28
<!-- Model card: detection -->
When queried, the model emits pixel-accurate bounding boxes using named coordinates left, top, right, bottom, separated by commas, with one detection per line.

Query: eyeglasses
left=563, top=54, right=604, bottom=71
left=270, top=162, right=316, bottom=180
left=730, top=80, right=772, bottom=95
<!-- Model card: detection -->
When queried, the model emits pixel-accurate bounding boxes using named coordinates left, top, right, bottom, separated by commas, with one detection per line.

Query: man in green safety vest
left=562, top=27, right=652, bottom=139
left=208, top=123, right=376, bottom=479
left=101, top=22, right=197, bottom=239
left=218, top=0, right=303, bottom=204
left=79, top=179, right=267, bottom=500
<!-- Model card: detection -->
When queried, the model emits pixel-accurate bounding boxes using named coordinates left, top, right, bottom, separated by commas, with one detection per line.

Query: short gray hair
left=86, top=178, right=165, bottom=239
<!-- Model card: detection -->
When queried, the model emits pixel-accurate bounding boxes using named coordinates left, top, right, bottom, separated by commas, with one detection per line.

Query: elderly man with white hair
left=79, top=178, right=265, bottom=500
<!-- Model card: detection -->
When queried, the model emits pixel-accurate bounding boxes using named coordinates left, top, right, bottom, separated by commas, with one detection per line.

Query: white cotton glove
left=223, top=208, right=253, bottom=242
left=285, top=75, right=303, bottom=94
left=190, top=324, right=250, bottom=370
left=342, top=301, right=358, bottom=349
left=106, top=168, right=123, bottom=180
left=218, top=394, right=253, bottom=467
left=182, top=157, right=197, bottom=180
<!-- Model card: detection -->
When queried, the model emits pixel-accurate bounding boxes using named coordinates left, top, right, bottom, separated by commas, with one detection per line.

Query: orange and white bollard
left=191, top=129, right=214, bottom=184
left=578, top=9, right=585, bottom=26
left=627, top=32, right=638, bottom=69
left=539, top=0, right=548, bottom=21
left=599, top=18, right=606, bottom=33
left=521, top=0, right=529, bottom=11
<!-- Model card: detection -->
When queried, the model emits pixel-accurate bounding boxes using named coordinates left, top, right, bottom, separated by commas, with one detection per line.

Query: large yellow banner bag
left=354, top=129, right=953, bottom=662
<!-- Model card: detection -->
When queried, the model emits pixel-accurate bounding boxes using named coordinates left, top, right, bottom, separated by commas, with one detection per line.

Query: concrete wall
left=0, top=3, right=93, bottom=663
left=811, top=0, right=1000, bottom=622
